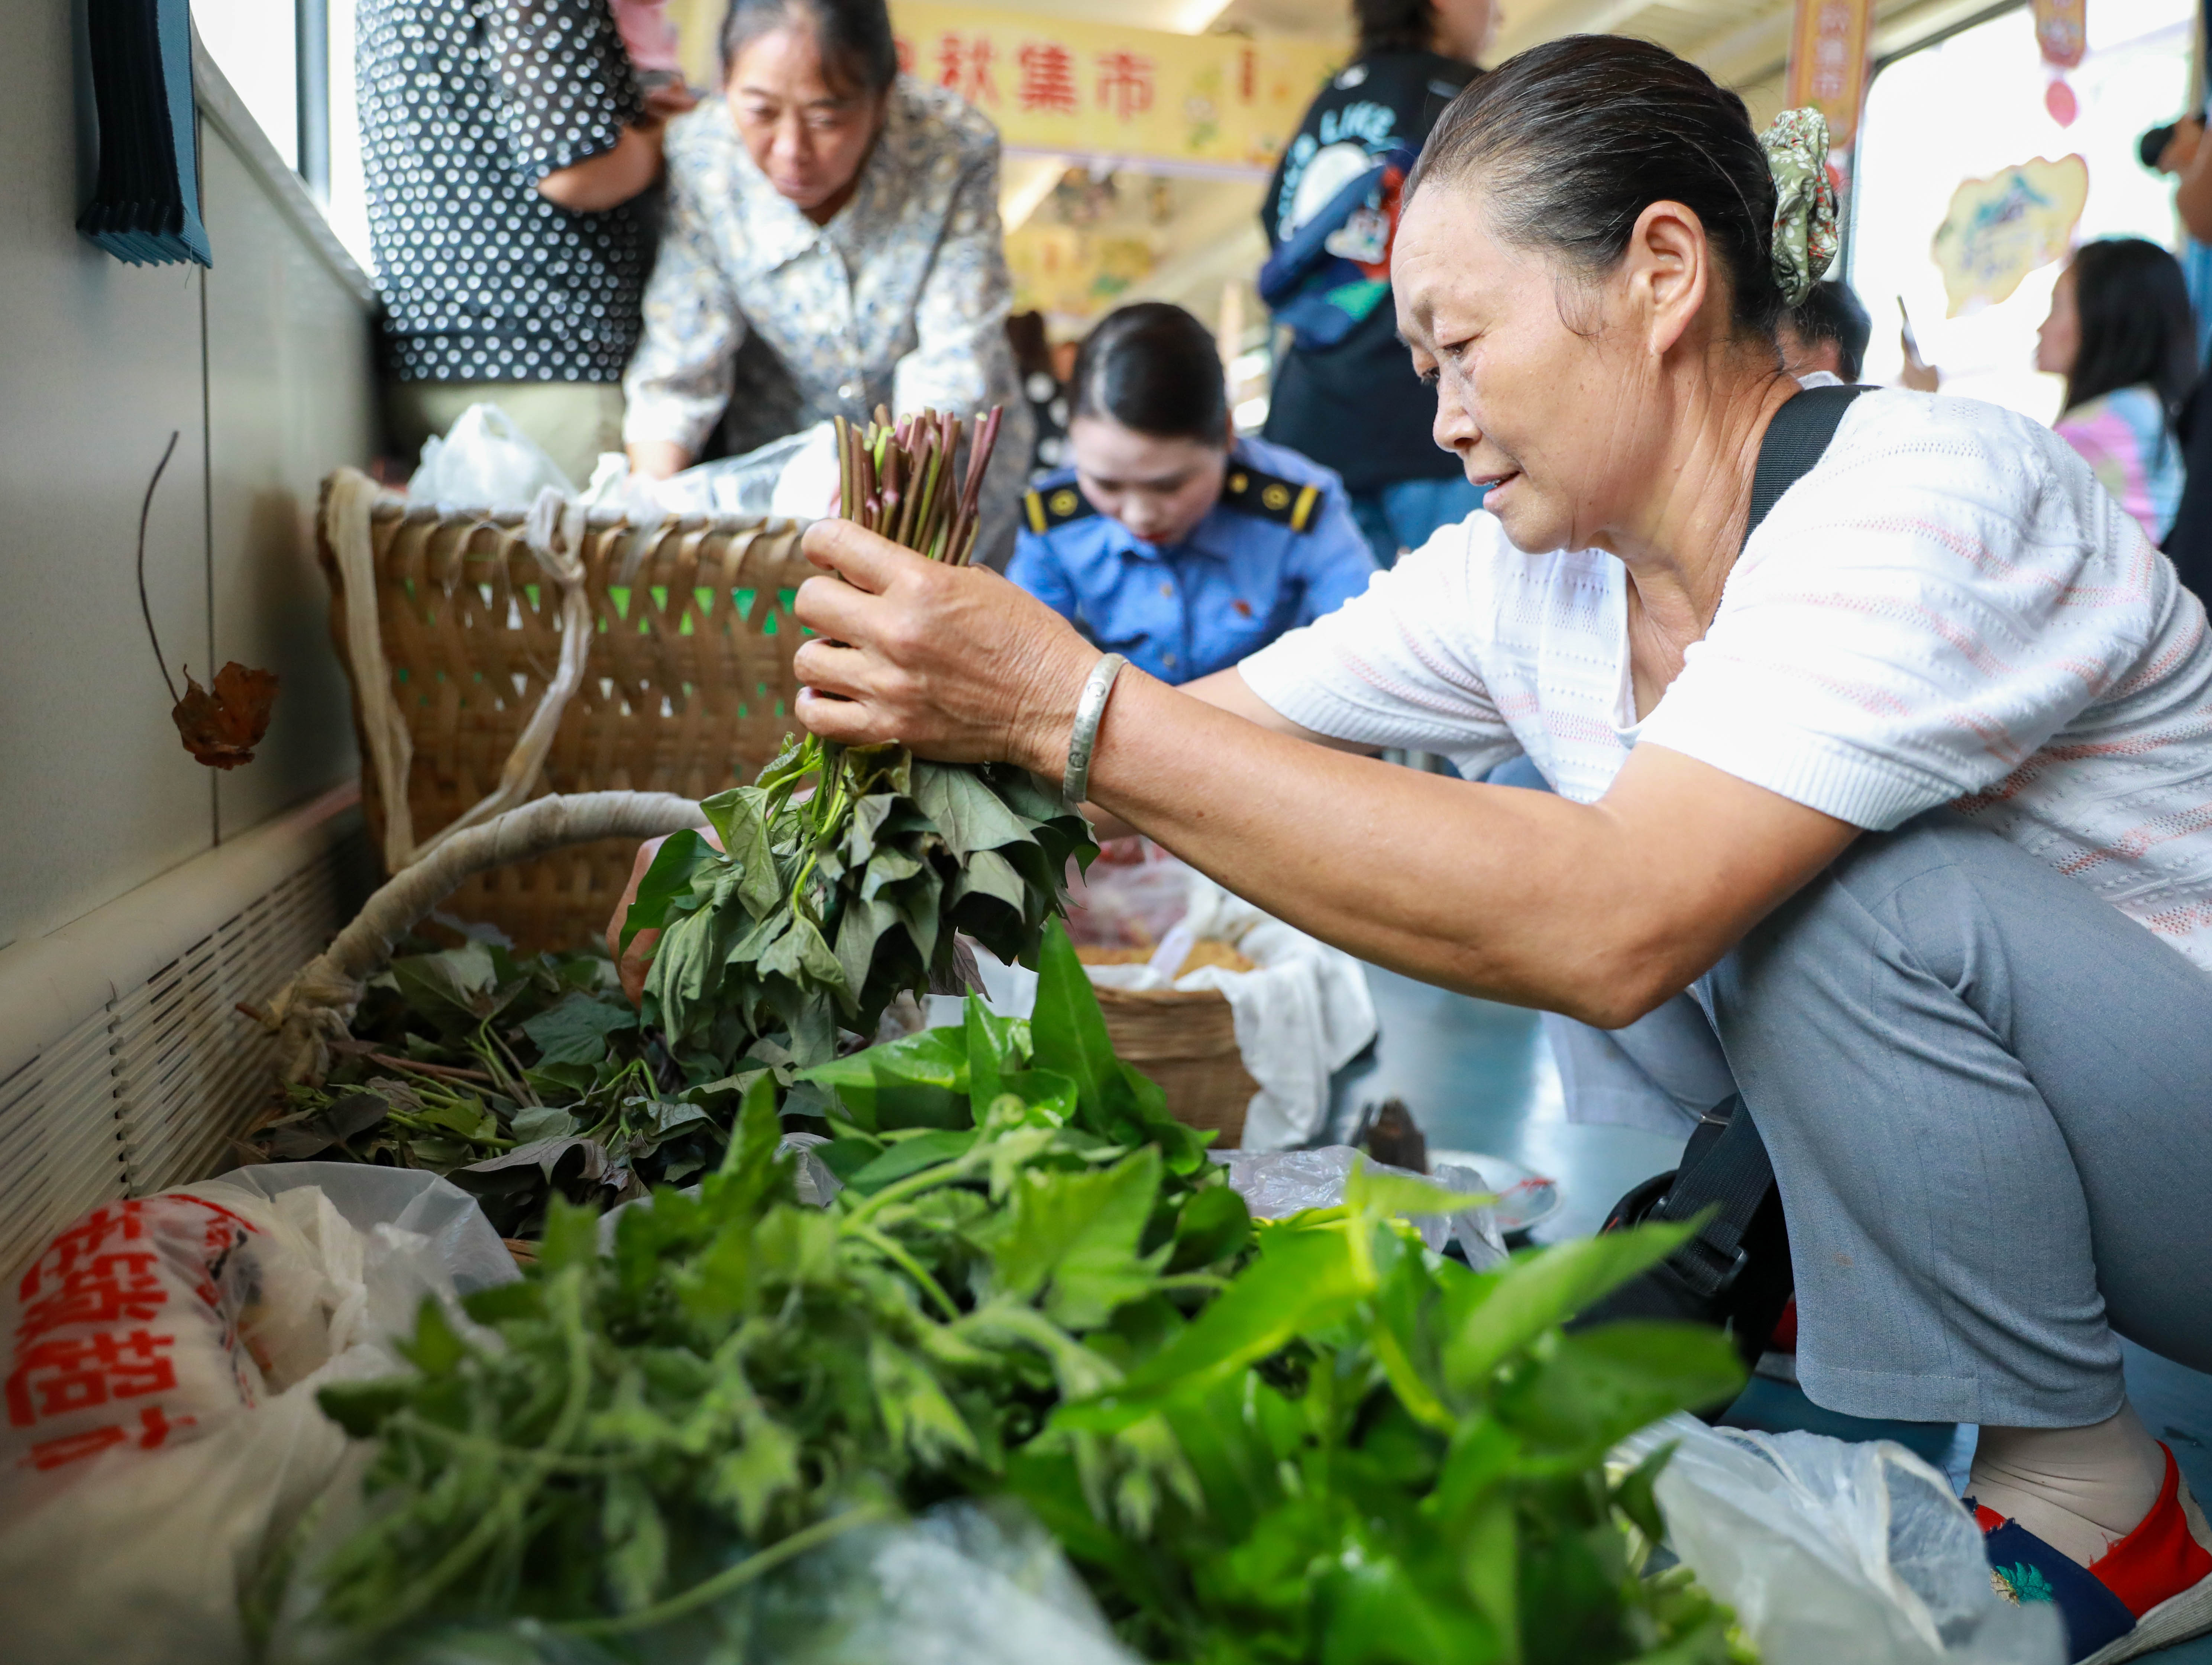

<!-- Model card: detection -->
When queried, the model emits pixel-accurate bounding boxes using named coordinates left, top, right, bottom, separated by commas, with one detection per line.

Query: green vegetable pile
left=248, top=939, right=724, bottom=1236
left=293, top=927, right=1748, bottom=1665
left=252, top=407, right=1088, bottom=1215
left=1018, top=1177, right=1749, bottom=1664
left=251, top=736, right=1093, bottom=1234
left=622, top=406, right=1088, bottom=1078
left=624, top=735, right=1095, bottom=1075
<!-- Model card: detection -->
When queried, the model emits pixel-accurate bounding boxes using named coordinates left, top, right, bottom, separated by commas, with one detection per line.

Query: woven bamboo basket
left=317, top=471, right=811, bottom=952
left=1094, top=987, right=1257, bottom=1149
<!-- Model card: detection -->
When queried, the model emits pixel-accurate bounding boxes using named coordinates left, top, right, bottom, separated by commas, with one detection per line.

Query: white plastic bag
left=1211, top=1145, right=1507, bottom=1267
left=408, top=402, right=575, bottom=508
left=1616, top=1416, right=2065, bottom=1665
left=323, top=1499, right=1139, bottom=1665
left=732, top=1498, right=1140, bottom=1665
left=652, top=421, right=841, bottom=519
left=0, top=1164, right=515, bottom=1665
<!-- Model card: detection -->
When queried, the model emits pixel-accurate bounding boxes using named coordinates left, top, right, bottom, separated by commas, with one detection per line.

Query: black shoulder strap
left=1743, top=384, right=1869, bottom=551
left=1650, top=1095, right=1776, bottom=1296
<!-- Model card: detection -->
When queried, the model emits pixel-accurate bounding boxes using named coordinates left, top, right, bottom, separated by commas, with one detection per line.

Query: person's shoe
left=1968, top=1443, right=2212, bottom=1664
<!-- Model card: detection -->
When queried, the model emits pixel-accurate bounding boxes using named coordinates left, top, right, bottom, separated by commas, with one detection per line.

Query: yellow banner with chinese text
left=888, top=2, right=1343, bottom=176
left=1785, top=0, right=1875, bottom=150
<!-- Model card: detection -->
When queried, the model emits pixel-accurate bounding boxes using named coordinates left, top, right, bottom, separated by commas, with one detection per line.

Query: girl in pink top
left=2038, top=237, right=2196, bottom=543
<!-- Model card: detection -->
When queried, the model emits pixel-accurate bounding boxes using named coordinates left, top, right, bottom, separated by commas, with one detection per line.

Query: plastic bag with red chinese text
left=0, top=1163, right=515, bottom=1665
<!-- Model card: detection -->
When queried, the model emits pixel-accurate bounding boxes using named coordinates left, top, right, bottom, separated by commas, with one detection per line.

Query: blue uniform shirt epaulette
left=1219, top=463, right=1324, bottom=532
left=1024, top=482, right=1097, bottom=534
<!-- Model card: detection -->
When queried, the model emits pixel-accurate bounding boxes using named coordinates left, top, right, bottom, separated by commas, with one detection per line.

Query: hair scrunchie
left=1759, top=108, right=1839, bottom=307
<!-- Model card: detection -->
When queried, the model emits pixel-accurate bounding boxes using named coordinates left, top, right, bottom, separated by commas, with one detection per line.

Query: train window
left=194, top=0, right=301, bottom=169
left=1849, top=0, right=2195, bottom=416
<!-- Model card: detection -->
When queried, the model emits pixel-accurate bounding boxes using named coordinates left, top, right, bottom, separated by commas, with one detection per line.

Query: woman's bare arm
left=1077, top=667, right=1374, bottom=839
left=1174, top=667, right=1376, bottom=750
left=791, top=521, right=1856, bottom=1027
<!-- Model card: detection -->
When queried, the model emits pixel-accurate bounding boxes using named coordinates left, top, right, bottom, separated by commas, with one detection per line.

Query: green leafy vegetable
left=622, top=406, right=1093, bottom=1079
left=1015, top=1199, right=1749, bottom=1665
left=298, top=924, right=1752, bottom=1665
left=247, top=941, right=733, bottom=1235
left=300, top=930, right=1246, bottom=1657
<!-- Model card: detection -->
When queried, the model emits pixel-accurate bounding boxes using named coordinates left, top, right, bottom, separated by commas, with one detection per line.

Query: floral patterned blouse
left=622, top=77, right=1031, bottom=561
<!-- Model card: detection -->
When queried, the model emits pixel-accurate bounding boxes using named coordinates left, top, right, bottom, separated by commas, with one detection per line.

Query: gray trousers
left=1549, top=810, right=2212, bottom=1429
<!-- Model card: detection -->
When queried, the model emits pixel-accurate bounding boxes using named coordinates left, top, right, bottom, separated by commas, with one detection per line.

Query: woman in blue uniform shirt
left=1006, top=303, right=1378, bottom=685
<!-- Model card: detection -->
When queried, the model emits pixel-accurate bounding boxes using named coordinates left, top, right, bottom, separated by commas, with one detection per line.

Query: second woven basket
left=317, top=469, right=811, bottom=951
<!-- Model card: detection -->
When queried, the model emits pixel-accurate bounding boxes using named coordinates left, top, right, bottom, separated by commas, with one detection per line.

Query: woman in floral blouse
left=622, top=0, right=1030, bottom=562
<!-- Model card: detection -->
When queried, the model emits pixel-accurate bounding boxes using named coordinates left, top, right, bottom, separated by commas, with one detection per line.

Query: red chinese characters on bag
left=4, top=1195, right=263, bottom=1476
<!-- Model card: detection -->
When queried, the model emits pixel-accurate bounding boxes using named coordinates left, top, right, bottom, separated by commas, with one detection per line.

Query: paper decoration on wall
left=2034, top=0, right=2087, bottom=126
left=76, top=0, right=211, bottom=266
left=1930, top=154, right=2089, bottom=314
left=887, top=0, right=1342, bottom=176
left=1786, top=0, right=1876, bottom=150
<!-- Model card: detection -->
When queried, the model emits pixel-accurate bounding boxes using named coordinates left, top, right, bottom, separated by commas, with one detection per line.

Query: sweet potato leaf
left=913, top=760, right=1035, bottom=858
left=518, top=990, right=637, bottom=1067
left=1028, top=919, right=1119, bottom=1124
left=620, top=827, right=708, bottom=951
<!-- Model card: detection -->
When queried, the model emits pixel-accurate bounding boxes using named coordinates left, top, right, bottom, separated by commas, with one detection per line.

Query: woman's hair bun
left=1068, top=303, right=1230, bottom=444
left=1408, top=35, right=1788, bottom=337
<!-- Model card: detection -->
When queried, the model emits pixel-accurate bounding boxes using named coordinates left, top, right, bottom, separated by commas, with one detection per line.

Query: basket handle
left=324, top=475, right=601, bottom=873
left=250, top=789, right=708, bottom=1085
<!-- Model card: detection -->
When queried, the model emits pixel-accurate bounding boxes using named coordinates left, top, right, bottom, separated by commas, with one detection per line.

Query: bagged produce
left=309, top=1500, right=1138, bottom=1665
left=407, top=403, right=575, bottom=508
left=1062, top=837, right=1195, bottom=953
left=651, top=421, right=842, bottom=519
left=0, top=1165, right=512, bottom=1665
left=1617, top=1415, right=2066, bottom=1665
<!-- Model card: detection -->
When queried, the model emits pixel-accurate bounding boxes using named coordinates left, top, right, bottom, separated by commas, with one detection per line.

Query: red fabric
left=2089, top=1446, right=2212, bottom=1619
left=1974, top=1502, right=2008, bottom=1533
left=1767, top=1297, right=1798, bottom=1354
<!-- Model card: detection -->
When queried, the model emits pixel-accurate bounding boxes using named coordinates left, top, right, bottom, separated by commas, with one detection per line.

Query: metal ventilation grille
left=0, top=1009, right=128, bottom=1287
left=0, top=824, right=362, bottom=1281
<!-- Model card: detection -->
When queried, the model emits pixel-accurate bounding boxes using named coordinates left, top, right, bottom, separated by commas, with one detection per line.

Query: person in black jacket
left=1259, top=0, right=1495, bottom=566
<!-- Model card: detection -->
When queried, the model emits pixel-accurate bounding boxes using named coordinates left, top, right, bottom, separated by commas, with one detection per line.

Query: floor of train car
left=1330, top=964, right=2212, bottom=1662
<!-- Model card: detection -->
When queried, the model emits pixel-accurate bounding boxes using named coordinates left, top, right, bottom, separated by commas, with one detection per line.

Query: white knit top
left=1239, top=388, right=2212, bottom=969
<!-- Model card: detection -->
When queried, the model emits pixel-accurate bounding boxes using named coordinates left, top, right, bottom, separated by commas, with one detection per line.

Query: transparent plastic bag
left=0, top=1166, right=514, bottom=1665
left=407, top=403, right=575, bottom=508
left=1616, top=1416, right=2065, bottom=1665
left=336, top=1500, right=1139, bottom=1665
left=1211, top=1145, right=1508, bottom=1268
left=1062, top=837, right=1193, bottom=949
left=653, top=422, right=840, bottom=519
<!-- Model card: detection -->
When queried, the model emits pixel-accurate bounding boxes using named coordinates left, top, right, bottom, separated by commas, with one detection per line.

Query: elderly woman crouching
left=788, top=38, right=2212, bottom=1663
